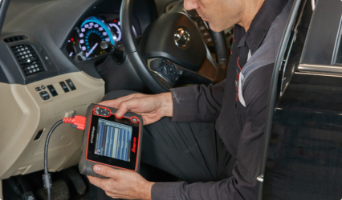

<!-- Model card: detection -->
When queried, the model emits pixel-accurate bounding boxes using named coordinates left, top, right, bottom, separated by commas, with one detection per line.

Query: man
left=88, top=0, right=292, bottom=199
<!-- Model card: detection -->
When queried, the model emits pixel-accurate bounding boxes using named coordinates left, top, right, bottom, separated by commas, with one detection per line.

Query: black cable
left=43, top=119, right=63, bottom=200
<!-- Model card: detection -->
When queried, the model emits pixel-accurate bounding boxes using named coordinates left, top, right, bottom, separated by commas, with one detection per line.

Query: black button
left=39, top=91, right=50, bottom=100
left=162, top=65, right=168, bottom=75
left=35, top=87, right=41, bottom=91
left=41, top=85, right=46, bottom=89
left=150, top=59, right=162, bottom=72
left=199, top=25, right=207, bottom=31
left=59, top=81, right=70, bottom=93
left=65, top=79, right=76, bottom=90
left=104, top=110, right=110, bottom=116
left=95, top=107, right=100, bottom=115
left=202, top=31, right=210, bottom=37
left=47, top=85, right=58, bottom=97
left=205, top=37, right=213, bottom=43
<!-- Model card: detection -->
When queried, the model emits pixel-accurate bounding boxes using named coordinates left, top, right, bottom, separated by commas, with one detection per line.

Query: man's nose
left=184, top=0, right=199, bottom=10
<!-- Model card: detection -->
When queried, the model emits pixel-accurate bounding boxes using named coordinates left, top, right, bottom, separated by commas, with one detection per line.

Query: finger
left=88, top=175, right=116, bottom=194
left=115, top=99, right=139, bottom=118
left=99, top=92, right=145, bottom=108
left=93, top=165, right=123, bottom=179
left=99, top=95, right=135, bottom=108
left=87, top=176, right=105, bottom=188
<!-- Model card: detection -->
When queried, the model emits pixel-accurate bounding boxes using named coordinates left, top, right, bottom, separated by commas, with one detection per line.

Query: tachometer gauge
left=108, top=20, right=122, bottom=43
left=79, top=16, right=115, bottom=59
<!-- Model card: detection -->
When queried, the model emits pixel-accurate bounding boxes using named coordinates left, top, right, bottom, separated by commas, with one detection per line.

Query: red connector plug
left=63, top=115, right=87, bottom=130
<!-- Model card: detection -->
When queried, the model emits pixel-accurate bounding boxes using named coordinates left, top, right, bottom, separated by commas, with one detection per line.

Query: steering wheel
left=121, top=0, right=228, bottom=93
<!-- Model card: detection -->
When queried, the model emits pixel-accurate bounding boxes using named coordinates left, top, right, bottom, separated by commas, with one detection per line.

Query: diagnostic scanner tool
left=79, top=104, right=143, bottom=178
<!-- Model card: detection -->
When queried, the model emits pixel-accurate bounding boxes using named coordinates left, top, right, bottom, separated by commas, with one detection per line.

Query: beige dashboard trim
left=0, top=71, right=104, bottom=179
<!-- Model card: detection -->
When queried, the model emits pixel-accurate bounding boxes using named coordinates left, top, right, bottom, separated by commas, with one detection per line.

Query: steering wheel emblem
left=174, top=28, right=190, bottom=48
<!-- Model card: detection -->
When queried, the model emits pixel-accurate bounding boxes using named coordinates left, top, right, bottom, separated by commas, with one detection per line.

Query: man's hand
left=88, top=165, right=155, bottom=200
left=99, top=92, right=173, bottom=125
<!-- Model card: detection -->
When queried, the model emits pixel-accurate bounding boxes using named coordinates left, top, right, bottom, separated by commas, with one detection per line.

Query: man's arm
left=99, top=92, right=173, bottom=125
left=171, top=80, right=226, bottom=122
left=100, top=80, right=226, bottom=124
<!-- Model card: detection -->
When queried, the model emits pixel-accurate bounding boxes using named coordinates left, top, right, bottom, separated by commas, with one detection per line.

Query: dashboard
left=66, top=13, right=141, bottom=62
left=0, top=0, right=218, bottom=186
left=0, top=0, right=157, bottom=182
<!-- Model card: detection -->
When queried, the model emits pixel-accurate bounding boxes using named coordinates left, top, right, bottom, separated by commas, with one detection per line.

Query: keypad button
left=47, top=85, right=58, bottom=97
left=205, top=37, right=213, bottom=43
left=199, top=25, right=206, bottom=31
left=202, top=31, right=210, bottom=37
left=39, top=91, right=50, bottom=100
left=59, top=81, right=70, bottom=93
left=65, top=79, right=76, bottom=91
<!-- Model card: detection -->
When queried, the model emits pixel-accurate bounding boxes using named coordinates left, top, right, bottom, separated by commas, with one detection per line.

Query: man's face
left=184, top=0, right=244, bottom=32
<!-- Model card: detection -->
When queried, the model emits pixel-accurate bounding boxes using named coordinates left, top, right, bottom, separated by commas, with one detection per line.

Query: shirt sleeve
left=170, top=80, right=225, bottom=123
left=151, top=64, right=273, bottom=200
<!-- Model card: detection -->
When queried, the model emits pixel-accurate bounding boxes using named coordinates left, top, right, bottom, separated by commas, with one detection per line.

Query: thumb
left=93, top=165, right=120, bottom=179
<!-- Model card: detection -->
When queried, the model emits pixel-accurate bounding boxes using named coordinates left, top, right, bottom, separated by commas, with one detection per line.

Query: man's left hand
left=88, top=165, right=155, bottom=200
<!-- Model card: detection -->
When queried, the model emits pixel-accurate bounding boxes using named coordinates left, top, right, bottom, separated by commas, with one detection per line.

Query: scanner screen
left=95, top=118, right=133, bottom=162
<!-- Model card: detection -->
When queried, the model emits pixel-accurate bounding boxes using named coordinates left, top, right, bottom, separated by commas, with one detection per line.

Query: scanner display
left=95, top=118, right=132, bottom=162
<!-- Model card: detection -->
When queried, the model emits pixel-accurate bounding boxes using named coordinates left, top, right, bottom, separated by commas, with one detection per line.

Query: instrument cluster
left=66, top=13, right=139, bottom=62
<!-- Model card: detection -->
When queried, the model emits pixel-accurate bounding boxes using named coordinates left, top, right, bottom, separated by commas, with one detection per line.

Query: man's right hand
left=99, top=92, right=173, bottom=125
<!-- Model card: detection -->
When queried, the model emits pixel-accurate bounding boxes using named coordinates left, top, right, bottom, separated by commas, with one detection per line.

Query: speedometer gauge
left=79, top=16, right=115, bottom=59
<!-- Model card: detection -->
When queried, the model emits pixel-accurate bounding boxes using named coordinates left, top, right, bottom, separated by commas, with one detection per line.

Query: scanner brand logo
left=90, top=126, right=95, bottom=144
left=131, top=137, right=137, bottom=153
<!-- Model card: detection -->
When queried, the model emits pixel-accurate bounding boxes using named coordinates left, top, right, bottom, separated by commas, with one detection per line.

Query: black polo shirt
left=152, top=0, right=291, bottom=199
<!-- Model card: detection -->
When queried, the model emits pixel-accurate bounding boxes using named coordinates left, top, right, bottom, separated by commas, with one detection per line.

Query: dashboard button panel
left=35, top=79, right=76, bottom=100
left=149, top=58, right=183, bottom=85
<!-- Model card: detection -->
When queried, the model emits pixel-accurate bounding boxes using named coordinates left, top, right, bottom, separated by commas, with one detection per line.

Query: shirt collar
left=246, top=0, right=289, bottom=54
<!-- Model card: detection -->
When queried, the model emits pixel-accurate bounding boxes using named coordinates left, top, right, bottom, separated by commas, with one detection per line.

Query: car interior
left=0, top=0, right=233, bottom=199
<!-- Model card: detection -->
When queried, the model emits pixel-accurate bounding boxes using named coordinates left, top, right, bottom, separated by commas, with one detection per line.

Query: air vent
left=11, top=45, right=45, bottom=76
left=4, top=35, right=26, bottom=43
